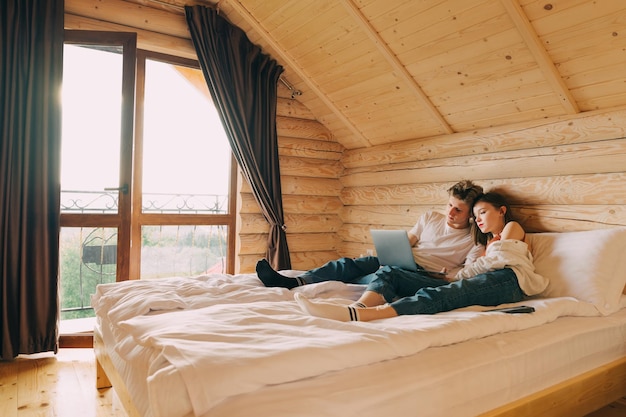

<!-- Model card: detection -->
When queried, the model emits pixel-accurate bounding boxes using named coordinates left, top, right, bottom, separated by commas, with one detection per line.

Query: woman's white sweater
left=454, top=239, right=548, bottom=296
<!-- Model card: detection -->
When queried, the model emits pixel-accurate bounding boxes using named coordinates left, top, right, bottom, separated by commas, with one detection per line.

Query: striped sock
left=294, top=293, right=360, bottom=322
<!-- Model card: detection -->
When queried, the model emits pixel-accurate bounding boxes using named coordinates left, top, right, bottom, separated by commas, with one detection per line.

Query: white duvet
left=92, top=273, right=601, bottom=417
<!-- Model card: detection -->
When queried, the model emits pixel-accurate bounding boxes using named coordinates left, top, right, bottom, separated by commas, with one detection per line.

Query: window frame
left=60, top=31, right=237, bottom=282
left=131, top=50, right=237, bottom=277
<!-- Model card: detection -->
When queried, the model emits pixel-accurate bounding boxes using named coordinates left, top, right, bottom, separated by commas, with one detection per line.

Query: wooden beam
left=339, top=0, right=454, bottom=135
left=64, top=10, right=197, bottom=59
left=500, top=0, right=579, bottom=114
left=223, top=0, right=372, bottom=146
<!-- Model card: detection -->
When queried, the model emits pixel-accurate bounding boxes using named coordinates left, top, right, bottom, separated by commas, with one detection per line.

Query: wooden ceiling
left=70, top=0, right=626, bottom=150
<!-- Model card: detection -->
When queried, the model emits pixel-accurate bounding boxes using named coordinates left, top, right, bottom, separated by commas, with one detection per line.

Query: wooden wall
left=242, top=103, right=626, bottom=273
left=339, top=106, right=626, bottom=258
left=236, top=88, right=345, bottom=272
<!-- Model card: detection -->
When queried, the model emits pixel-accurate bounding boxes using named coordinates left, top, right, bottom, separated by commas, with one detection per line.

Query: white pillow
left=527, top=228, right=626, bottom=315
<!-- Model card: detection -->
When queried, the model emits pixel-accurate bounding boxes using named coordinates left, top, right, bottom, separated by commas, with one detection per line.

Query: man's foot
left=255, top=259, right=300, bottom=289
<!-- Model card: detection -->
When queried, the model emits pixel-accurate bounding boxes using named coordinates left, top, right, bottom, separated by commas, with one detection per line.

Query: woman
left=295, top=192, right=548, bottom=322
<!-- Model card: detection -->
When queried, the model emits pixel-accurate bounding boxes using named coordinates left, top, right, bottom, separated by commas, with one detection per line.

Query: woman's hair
left=447, top=179, right=483, bottom=206
left=471, top=192, right=514, bottom=246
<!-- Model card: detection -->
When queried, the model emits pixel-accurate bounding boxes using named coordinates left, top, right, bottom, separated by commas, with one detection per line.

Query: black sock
left=255, top=259, right=299, bottom=289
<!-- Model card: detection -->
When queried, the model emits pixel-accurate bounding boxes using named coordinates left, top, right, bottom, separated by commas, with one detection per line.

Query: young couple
left=256, top=180, right=548, bottom=322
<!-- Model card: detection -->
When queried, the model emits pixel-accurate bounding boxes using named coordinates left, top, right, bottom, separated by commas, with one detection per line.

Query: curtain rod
left=279, top=77, right=302, bottom=99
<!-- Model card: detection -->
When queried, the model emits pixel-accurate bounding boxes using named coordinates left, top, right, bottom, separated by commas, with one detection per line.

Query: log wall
left=339, top=107, right=626, bottom=258
left=236, top=89, right=345, bottom=272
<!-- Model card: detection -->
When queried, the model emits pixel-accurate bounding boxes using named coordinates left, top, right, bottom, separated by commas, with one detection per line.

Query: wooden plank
left=238, top=250, right=340, bottom=273
left=540, top=14, right=626, bottom=62
left=428, top=67, right=547, bottom=107
left=239, top=193, right=343, bottom=214
left=342, top=173, right=626, bottom=206
left=65, top=0, right=189, bottom=39
left=337, top=223, right=379, bottom=245
left=383, top=0, right=502, bottom=55
left=93, top=331, right=142, bottom=417
left=312, top=50, right=393, bottom=92
left=340, top=205, right=436, bottom=228
left=450, top=102, right=565, bottom=133
left=341, top=138, right=626, bottom=187
left=515, top=205, right=626, bottom=232
left=342, top=107, right=626, bottom=168
left=287, top=250, right=343, bottom=271
left=276, top=97, right=316, bottom=120
left=339, top=0, right=453, bottom=134
left=525, top=0, right=626, bottom=37
left=238, top=232, right=339, bottom=254
left=278, top=155, right=343, bottom=178
left=283, top=176, right=343, bottom=196
left=341, top=182, right=451, bottom=206
left=434, top=76, right=553, bottom=114
left=0, top=357, right=17, bottom=417
left=339, top=204, right=626, bottom=236
left=340, top=241, right=374, bottom=259
left=276, top=116, right=333, bottom=141
left=239, top=213, right=342, bottom=234
left=359, top=0, right=437, bottom=32
left=239, top=175, right=342, bottom=196
left=64, top=14, right=196, bottom=59
left=278, top=137, right=344, bottom=160
left=287, top=14, right=358, bottom=61
left=500, top=0, right=578, bottom=113
left=404, top=26, right=521, bottom=76
left=272, top=3, right=346, bottom=48
left=483, top=174, right=626, bottom=205
left=240, top=192, right=343, bottom=215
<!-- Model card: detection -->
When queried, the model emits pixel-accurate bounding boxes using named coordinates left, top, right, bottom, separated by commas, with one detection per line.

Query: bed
left=92, top=228, right=626, bottom=417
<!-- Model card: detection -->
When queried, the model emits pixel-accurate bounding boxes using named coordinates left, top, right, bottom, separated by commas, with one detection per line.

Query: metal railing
left=61, top=189, right=229, bottom=214
left=59, top=190, right=230, bottom=319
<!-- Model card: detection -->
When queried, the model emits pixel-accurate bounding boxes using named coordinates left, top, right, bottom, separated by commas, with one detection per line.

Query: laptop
left=370, top=229, right=447, bottom=276
left=370, top=229, right=419, bottom=272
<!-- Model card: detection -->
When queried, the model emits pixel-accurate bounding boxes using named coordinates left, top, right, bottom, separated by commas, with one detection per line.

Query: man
left=256, top=179, right=484, bottom=289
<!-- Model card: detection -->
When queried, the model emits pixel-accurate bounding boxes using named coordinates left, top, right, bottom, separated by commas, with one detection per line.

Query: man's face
left=445, top=196, right=471, bottom=229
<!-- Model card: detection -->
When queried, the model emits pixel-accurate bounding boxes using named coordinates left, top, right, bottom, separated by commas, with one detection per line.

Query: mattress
left=94, top=273, right=626, bottom=417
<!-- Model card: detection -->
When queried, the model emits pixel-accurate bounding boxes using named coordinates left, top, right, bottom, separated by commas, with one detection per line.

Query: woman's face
left=446, top=196, right=471, bottom=229
left=473, top=201, right=505, bottom=235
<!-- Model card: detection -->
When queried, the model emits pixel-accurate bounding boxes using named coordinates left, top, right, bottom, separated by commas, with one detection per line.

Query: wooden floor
left=0, top=349, right=126, bottom=417
left=1, top=348, right=625, bottom=417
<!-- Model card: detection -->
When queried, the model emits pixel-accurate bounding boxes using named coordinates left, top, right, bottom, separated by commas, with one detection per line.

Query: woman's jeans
left=299, top=256, right=380, bottom=285
left=366, top=265, right=525, bottom=315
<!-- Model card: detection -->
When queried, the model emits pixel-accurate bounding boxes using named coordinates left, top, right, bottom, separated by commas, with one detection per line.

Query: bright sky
left=61, top=45, right=231, bottom=196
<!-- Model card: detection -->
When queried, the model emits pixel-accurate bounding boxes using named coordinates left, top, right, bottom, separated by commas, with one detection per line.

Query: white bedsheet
left=92, top=273, right=607, bottom=417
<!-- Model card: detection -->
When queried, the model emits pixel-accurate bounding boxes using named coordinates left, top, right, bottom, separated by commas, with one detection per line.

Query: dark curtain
left=185, top=5, right=291, bottom=270
left=0, top=0, right=63, bottom=359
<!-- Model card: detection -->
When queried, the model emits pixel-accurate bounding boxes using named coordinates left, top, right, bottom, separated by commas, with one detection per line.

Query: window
left=59, top=32, right=236, bottom=322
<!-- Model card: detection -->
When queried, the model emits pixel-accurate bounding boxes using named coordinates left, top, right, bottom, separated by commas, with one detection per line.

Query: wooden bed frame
left=94, top=329, right=626, bottom=417
left=94, top=330, right=142, bottom=417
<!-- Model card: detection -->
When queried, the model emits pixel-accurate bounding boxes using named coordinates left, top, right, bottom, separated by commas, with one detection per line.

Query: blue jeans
left=299, top=256, right=381, bottom=285
left=366, top=265, right=525, bottom=315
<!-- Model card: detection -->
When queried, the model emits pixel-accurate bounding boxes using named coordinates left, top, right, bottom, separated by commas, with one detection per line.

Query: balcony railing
left=60, top=190, right=230, bottom=320
left=61, top=189, right=229, bottom=214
